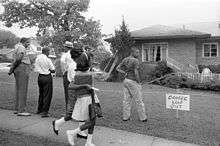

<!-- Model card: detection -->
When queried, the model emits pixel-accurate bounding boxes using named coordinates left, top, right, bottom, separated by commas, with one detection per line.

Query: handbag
left=88, top=90, right=103, bottom=119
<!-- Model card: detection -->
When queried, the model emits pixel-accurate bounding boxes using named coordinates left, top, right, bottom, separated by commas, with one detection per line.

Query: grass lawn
left=0, top=128, right=69, bottom=146
left=0, top=72, right=220, bottom=146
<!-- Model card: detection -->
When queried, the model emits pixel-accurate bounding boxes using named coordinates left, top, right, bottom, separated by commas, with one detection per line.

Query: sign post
left=166, top=93, right=190, bottom=119
left=176, top=109, right=179, bottom=119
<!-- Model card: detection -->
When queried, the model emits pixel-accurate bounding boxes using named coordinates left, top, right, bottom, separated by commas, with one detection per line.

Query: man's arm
left=8, top=47, right=24, bottom=75
left=134, top=68, right=141, bottom=83
left=60, top=53, right=66, bottom=73
left=134, top=60, right=141, bottom=83
left=48, top=58, right=56, bottom=73
left=68, top=83, right=92, bottom=90
left=116, top=60, right=126, bottom=75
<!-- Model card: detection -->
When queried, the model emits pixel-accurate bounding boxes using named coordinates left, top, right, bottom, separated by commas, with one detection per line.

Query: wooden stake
left=176, top=109, right=179, bottom=119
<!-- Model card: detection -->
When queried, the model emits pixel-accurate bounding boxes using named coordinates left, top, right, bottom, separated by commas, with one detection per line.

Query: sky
left=0, top=0, right=220, bottom=37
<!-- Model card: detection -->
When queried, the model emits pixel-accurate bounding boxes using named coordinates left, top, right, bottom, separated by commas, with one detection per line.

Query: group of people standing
left=9, top=37, right=56, bottom=117
left=9, top=38, right=148, bottom=146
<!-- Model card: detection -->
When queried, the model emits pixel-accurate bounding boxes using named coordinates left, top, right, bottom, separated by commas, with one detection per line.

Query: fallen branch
left=144, top=73, right=177, bottom=84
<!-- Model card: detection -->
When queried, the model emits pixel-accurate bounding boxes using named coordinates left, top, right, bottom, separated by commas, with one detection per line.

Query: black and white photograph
left=0, top=0, right=219, bottom=145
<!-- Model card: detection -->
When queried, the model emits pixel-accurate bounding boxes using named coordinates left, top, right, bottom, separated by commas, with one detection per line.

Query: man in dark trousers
left=35, top=47, right=55, bottom=118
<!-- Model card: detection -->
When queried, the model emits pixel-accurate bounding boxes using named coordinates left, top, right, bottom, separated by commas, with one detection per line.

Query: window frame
left=202, top=43, right=218, bottom=58
left=141, top=42, right=168, bottom=62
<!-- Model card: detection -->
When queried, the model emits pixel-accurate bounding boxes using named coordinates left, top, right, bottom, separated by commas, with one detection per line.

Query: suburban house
left=106, top=25, right=220, bottom=74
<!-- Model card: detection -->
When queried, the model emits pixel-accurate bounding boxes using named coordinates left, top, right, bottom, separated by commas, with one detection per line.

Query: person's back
left=116, top=49, right=147, bottom=122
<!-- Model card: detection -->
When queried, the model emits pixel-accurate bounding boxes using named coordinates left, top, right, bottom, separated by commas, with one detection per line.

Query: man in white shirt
left=60, top=41, right=76, bottom=114
left=35, top=47, right=55, bottom=118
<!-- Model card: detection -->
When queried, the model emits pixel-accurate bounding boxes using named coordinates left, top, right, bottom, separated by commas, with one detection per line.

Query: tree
left=111, top=18, right=134, bottom=61
left=0, top=29, right=19, bottom=48
left=91, top=40, right=112, bottom=64
left=0, top=0, right=102, bottom=53
left=105, top=18, right=134, bottom=81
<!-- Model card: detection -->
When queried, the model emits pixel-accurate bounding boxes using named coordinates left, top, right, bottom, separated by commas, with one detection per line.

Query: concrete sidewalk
left=0, top=109, right=199, bottom=146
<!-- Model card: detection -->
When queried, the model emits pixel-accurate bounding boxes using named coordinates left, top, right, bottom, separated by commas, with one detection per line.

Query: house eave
left=199, top=36, right=220, bottom=41
left=104, top=34, right=211, bottom=43
left=132, top=34, right=211, bottom=41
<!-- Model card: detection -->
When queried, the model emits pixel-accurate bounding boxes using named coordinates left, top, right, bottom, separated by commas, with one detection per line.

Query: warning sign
left=166, top=93, right=190, bottom=111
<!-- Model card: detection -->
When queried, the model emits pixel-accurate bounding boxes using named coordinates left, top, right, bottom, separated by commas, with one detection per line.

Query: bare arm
left=134, top=59, right=141, bottom=83
left=134, top=68, right=141, bottom=83
left=68, top=83, right=92, bottom=90
left=116, top=62, right=126, bottom=75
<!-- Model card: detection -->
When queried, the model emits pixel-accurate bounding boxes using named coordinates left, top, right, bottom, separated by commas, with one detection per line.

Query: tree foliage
left=0, top=29, right=19, bottom=48
left=103, top=18, right=134, bottom=82
left=0, top=0, right=102, bottom=53
left=91, top=41, right=112, bottom=64
left=110, top=18, right=134, bottom=60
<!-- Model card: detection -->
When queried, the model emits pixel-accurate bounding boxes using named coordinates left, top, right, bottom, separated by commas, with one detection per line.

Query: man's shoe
left=41, top=113, right=49, bottom=118
left=85, top=142, right=95, bottom=146
left=141, top=118, right=148, bottom=122
left=17, top=112, right=31, bottom=116
left=52, top=120, right=59, bottom=135
left=122, top=118, right=130, bottom=121
left=8, top=71, right=13, bottom=76
left=77, top=133, right=87, bottom=139
left=36, top=111, right=42, bottom=114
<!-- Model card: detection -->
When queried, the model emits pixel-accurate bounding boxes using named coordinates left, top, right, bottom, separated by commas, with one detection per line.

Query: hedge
left=155, top=74, right=220, bottom=91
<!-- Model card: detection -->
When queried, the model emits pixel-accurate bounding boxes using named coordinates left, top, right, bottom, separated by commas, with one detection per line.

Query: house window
left=142, top=43, right=167, bottom=62
left=203, top=43, right=218, bottom=57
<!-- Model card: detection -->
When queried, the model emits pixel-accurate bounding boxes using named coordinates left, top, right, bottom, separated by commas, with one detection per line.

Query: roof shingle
left=130, top=25, right=211, bottom=39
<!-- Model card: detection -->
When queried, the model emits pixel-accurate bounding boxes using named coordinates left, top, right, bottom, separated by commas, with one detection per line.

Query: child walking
left=67, top=51, right=101, bottom=146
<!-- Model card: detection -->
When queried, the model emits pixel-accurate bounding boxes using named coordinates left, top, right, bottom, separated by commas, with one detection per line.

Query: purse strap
left=90, top=89, right=95, bottom=104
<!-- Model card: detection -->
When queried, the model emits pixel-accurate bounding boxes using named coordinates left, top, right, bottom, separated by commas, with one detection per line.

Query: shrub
left=147, top=61, right=174, bottom=82
left=181, top=78, right=196, bottom=88
left=198, top=64, right=220, bottom=73
left=152, top=69, right=220, bottom=91
left=139, top=63, right=157, bottom=81
left=179, top=77, right=220, bottom=91
left=0, top=55, right=13, bottom=63
left=160, top=74, right=185, bottom=88
left=209, top=82, right=220, bottom=91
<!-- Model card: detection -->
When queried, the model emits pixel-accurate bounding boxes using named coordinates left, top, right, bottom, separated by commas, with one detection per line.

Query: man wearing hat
left=35, top=47, right=55, bottom=117
left=60, top=41, right=76, bottom=115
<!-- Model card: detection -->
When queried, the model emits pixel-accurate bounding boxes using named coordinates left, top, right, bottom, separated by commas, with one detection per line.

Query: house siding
left=168, top=39, right=197, bottom=66
left=196, top=40, right=220, bottom=65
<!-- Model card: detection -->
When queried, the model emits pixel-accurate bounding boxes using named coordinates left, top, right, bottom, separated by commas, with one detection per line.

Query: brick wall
left=196, top=40, right=220, bottom=65
left=168, top=39, right=197, bottom=67
left=133, top=39, right=198, bottom=75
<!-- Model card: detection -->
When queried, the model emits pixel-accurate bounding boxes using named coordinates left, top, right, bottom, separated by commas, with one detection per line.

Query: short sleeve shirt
left=120, top=56, right=139, bottom=82
left=34, top=54, right=55, bottom=75
left=60, top=50, right=73, bottom=74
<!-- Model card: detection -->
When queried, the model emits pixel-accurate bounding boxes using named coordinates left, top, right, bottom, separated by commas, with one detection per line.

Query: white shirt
left=67, top=61, right=77, bottom=82
left=35, top=54, right=55, bottom=75
left=60, top=50, right=73, bottom=74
